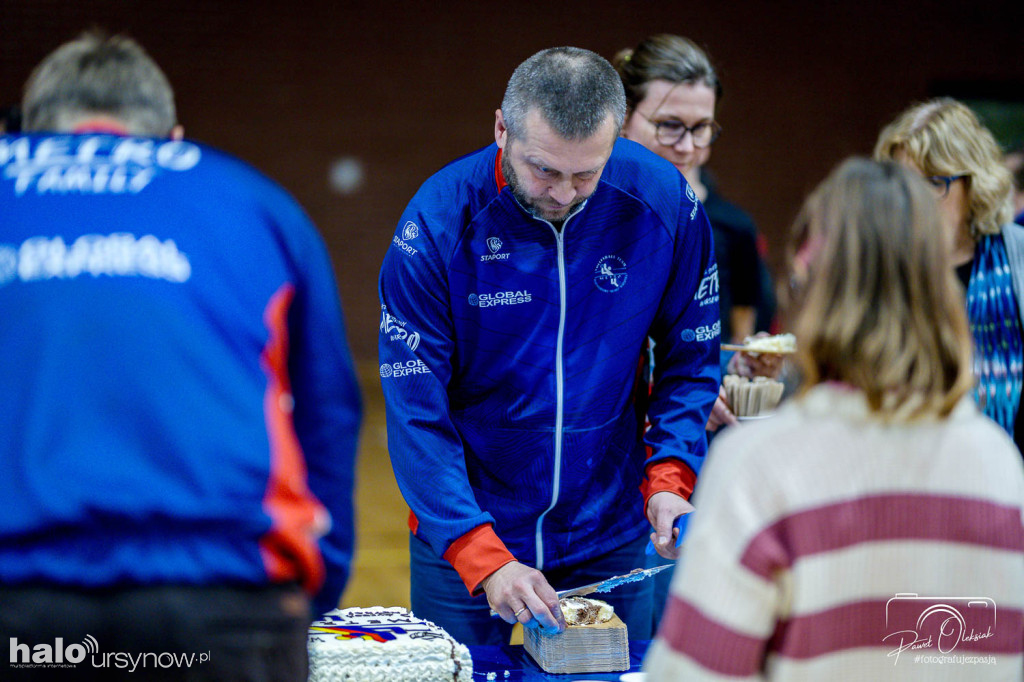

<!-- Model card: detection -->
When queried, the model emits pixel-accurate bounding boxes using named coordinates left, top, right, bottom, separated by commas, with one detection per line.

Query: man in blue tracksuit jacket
left=379, top=47, right=720, bottom=645
left=0, top=33, right=361, bottom=680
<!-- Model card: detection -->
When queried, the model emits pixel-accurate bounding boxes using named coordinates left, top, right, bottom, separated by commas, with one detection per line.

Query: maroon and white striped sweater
left=645, top=383, right=1024, bottom=681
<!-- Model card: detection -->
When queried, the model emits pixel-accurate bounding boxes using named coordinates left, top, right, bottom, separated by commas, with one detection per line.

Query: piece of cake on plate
left=523, top=596, right=629, bottom=674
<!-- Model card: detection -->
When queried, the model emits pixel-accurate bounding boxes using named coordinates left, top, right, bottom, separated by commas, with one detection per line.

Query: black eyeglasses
left=926, top=175, right=967, bottom=198
left=642, top=115, right=722, bottom=148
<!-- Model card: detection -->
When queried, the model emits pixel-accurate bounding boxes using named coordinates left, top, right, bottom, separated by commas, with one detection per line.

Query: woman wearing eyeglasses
left=614, top=35, right=780, bottom=438
left=614, top=35, right=775, bottom=351
left=613, top=34, right=786, bottom=634
left=875, top=98, right=1024, bottom=456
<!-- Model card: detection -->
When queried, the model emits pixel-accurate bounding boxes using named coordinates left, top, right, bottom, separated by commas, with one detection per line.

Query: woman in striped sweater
left=644, top=158, right=1024, bottom=680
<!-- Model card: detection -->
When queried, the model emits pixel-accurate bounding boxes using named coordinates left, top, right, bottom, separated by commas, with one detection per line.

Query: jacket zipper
left=534, top=211, right=577, bottom=570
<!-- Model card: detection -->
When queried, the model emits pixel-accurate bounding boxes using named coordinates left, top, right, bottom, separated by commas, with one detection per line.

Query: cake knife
left=487, top=564, right=673, bottom=618
left=555, top=564, right=673, bottom=599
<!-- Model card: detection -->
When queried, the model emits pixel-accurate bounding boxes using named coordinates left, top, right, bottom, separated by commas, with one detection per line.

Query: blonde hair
left=874, top=98, right=1013, bottom=236
left=786, top=157, right=973, bottom=420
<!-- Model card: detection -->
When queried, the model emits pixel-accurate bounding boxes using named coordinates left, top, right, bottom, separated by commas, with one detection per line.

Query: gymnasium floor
left=339, top=362, right=412, bottom=609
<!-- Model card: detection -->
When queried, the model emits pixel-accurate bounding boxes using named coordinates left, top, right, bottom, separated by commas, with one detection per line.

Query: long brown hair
left=786, top=158, right=973, bottom=419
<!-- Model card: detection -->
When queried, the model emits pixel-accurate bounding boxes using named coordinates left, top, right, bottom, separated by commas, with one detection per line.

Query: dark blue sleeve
left=378, top=204, right=498, bottom=560
left=645, top=180, right=721, bottom=477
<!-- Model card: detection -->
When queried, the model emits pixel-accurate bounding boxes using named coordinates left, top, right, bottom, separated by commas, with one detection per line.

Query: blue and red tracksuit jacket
left=378, top=138, right=720, bottom=593
left=0, top=133, right=361, bottom=615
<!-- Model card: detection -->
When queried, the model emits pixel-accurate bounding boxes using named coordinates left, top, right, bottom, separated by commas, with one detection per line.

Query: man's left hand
left=646, top=491, right=695, bottom=560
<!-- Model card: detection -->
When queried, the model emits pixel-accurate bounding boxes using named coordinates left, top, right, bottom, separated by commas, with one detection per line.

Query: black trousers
left=0, top=583, right=310, bottom=681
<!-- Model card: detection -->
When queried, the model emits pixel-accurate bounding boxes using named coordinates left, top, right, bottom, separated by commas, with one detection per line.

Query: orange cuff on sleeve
left=642, top=458, right=697, bottom=516
left=442, top=523, right=516, bottom=596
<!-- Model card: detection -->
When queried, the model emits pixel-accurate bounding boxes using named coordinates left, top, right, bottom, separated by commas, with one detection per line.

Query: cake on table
left=307, top=606, right=472, bottom=682
left=523, top=596, right=629, bottom=674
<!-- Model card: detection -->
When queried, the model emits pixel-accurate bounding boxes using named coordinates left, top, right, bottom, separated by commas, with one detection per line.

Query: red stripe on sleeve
left=741, top=494, right=1024, bottom=580
left=657, top=593, right=768, bottom=676
left=258, top=284, right=328, bottom=594
left=770, top=599, right=1024, bottom=659
left=659, top=594, right=1023, bottom=672
left=661, top=596, right=1023, bottom=671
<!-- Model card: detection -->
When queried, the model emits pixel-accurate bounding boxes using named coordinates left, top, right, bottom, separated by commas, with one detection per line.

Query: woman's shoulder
left=710, top=384, right=1019, bottom=472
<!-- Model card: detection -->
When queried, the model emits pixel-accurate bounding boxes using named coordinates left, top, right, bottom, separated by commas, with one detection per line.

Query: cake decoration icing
left=307, top=606, right=472, bottom=682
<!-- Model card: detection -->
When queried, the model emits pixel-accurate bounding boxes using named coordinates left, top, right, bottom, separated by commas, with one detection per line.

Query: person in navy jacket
left=0, top=32, right=361, bottom=681
left=379, top=46, right=720, bottom=645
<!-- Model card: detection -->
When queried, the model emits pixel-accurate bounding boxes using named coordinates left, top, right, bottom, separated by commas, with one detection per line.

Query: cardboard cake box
left=523, top=613, right=629, bottom=674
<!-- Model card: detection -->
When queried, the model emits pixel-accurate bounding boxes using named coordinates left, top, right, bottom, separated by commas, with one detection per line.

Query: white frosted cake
left=307, top=606, right=472, bottom=682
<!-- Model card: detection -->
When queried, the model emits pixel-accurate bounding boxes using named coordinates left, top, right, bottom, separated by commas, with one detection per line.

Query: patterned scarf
left=967, top=234, right=1024, bottom=436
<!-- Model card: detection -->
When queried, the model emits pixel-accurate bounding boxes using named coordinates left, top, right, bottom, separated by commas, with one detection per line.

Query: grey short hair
left=22, top=32, right=177, bottom=136
left=501, top=46, right=626, bottom=141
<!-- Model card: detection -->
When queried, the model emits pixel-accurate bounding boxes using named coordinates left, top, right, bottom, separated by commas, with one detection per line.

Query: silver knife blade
left=486, top=564, right=674, bottom=619
left=555, top=564, right=672, bottom=599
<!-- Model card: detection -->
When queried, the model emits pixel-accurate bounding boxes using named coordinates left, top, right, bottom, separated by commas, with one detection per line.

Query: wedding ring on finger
left=514, top=606, right=528, bottom=618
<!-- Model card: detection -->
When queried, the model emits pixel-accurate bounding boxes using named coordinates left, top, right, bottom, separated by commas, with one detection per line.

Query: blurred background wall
left=3, top=0, right=1023, bottom=607
left=4, top=0, right=1023, bottom=362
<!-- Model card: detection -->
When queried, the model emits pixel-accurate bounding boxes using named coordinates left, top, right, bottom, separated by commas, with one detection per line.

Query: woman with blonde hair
left=644, top=158, right=1024, bottom=680
left=875, top=98, right=1024, bottom=453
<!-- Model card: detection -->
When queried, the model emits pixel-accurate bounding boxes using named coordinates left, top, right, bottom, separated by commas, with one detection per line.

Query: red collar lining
left=71, top=121, right=131, bottom=136
left=494, top=148, right=507, bottom=192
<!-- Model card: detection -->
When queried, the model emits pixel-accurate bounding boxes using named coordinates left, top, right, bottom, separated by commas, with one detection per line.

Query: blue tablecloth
left=469, top=640, right=649, bottom=681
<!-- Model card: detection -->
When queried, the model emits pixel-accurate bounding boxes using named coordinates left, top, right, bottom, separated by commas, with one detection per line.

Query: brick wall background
left=3, top=0, right=1022, bottom=360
